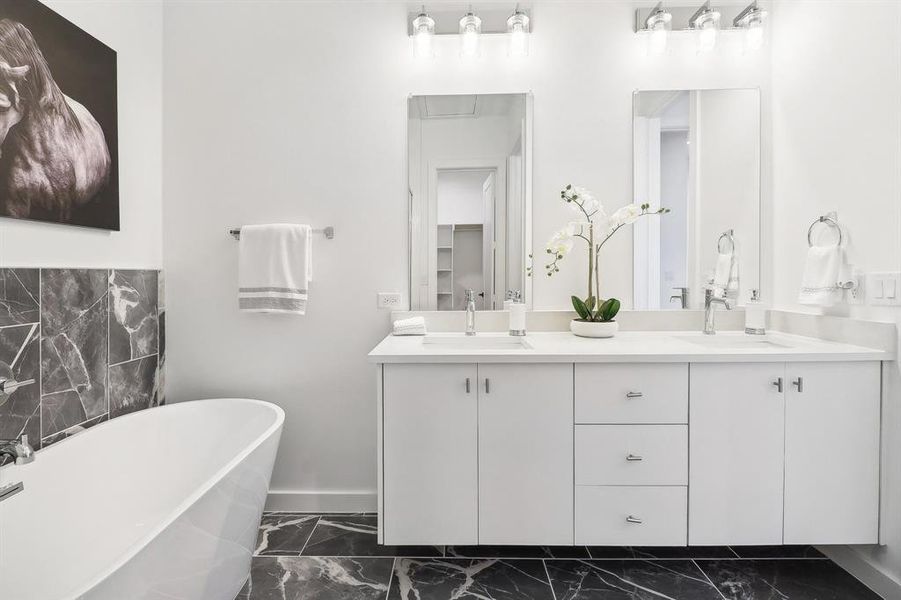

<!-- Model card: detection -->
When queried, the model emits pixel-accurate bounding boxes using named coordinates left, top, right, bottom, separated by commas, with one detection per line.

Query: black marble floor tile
left=0, top=269, right=39, bottom=326
left=0, top=323, right=40, bottom=458
left=587, top=546, right=737, bottom=560
left=546, top=559, right=723, bottom=600
left=302, top=515, right=443, bottom=558
left=729, top=545, right=826, bottom=559
left=239, top=556, right=393, bottom=600
left=41, top=269, right=108, bottom=431
left=697, top=559, right=881, bottom=600
left=447, top=545, right=591, bottom=559
left=109, top=355, right=159, bottom=418
left=109, top=270, right=159, bottom=364
left=41, top=412, right=108, bottom=447
left=255, top=514, right=320, bottom=556
left=389, top=558, right=555, bottom=600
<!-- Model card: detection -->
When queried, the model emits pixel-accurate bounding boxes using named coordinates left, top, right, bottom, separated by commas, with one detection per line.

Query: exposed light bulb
left=734, top=2, right=767, bottom=53
left=412, top=11, right=436, bottom=59
left=507, top=8, right=530, bottom=58
left=459, top=11, right=482, bottom=59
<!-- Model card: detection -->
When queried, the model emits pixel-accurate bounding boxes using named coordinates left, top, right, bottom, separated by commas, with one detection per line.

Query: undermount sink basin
left=421, top=335, right=533, bottom=350
left=675, top=335, right=792, bottom=349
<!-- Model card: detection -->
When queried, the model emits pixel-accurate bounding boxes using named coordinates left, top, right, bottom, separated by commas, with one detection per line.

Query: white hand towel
left=799, top=245, right=844, bottom=306
left=238, top=224, right=312, bottom=314
left=393, top=316, right=426, bottom=336
left=713, top=253, right=732, bottom=289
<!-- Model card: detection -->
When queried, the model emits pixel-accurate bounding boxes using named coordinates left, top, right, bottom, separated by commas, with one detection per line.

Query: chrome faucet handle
left=464, top=289, right=475, bottom=302
left=0, top=377, right=35, bottom=394
left=0, top=434, right=35, bottom=465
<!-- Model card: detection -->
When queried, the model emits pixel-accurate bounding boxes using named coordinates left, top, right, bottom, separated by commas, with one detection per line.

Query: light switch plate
left=868, top=272, right=901, bottom=306
left=377, top=292, right=403, bottom=309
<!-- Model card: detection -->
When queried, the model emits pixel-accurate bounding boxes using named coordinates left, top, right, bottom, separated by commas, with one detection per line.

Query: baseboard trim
left=266, top=489, right=378, bottom=513
left=820, top=546, right=901, bottom=600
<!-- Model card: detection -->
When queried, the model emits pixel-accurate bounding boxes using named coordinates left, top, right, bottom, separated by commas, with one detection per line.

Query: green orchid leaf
left=571, top=295, right=590, bottom=320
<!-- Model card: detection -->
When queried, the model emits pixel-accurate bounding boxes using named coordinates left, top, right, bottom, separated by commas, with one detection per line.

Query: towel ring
left=807, top=216, right=842, bottom=247
left=717, top=229, right=735, bottom=254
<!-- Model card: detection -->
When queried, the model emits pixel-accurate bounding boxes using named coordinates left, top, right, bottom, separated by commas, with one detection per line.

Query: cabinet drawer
left=575, top=364, right=688, bottom=424
left=575, top=486, right=687, bottom=546
left=576, top=425, right=687, bottom=486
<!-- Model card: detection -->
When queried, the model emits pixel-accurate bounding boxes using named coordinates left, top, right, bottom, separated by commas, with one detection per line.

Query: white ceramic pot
left=570, top=319, right=619, bottom=338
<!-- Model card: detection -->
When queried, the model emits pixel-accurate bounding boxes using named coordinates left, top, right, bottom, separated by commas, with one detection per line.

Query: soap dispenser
left=509, top=300, right=526, bottom=337
left=745, top=289, right=767, bottom=335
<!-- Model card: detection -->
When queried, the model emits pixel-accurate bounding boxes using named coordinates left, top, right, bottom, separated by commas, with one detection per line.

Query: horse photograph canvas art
left=0, top=0, right=118, bottom=230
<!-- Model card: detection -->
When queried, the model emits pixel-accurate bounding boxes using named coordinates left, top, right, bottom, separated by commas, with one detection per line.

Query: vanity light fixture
left=411, top=7, right=436, bottom=59
left=459, top=7, right=482, bottom=59
left=645, top=2, right=673, bottom=56
left=506, top=5, right=531, bottom=58
left=734, top=0, right=768, bottom=52
left=689, top=1, right=721, bottom=53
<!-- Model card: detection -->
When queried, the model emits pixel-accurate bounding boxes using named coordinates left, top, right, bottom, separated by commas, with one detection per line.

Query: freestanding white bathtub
left=0, top=398, right=284, bottom=600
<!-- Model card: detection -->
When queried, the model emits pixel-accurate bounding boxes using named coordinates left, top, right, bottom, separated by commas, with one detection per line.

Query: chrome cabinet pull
left=485, top=378, right=490, bottom=394
left=626, top=454, right=644, bottom=462
left=772, top=377, right=783, bottom=393
left=626, top=391, right=643, bottom=399
left=793, top=377, right=804, bottom=393
left=626, top=515, right=643, bottom=524
left=0, top=481, right=23, bottom=504
left=465, top=378, right=471, bottom=394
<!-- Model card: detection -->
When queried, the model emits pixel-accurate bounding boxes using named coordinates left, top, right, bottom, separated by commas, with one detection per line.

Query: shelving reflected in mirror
left=408, top=93, right=532, bottom=311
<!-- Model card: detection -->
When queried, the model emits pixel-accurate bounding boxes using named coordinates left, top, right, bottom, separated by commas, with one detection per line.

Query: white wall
left=0, top=0, right=163, bottom=269
left=770, top=0, right=901, bottom=590
left=659, top=130, right=688, bottom=306
left=162, top=0, right=770, bottom=509
left=437, top=170, right=489, bottom=225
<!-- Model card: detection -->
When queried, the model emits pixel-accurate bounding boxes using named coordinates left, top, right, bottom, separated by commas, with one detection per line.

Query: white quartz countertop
left=368, top=331, right=892, bottom=364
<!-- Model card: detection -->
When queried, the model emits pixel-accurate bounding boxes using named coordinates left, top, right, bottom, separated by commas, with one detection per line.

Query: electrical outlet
left=377, top=292, right=403, bottom=309
left=847, top=267, right=865, bottom=305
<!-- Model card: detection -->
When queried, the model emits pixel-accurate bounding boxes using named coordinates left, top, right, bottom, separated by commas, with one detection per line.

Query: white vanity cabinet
left=690, top=361, right=881, bottom=546
left=373, top=332, right=886, bottom=548
left=381, top=362, right=573, bottom=546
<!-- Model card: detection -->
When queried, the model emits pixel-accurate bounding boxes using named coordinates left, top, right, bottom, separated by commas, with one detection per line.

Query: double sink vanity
left=369, top=329, right=887, bottom=549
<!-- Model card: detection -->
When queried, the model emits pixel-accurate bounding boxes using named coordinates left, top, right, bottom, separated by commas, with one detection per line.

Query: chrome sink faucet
left=0, top=434, right=34, bottom=465
left=704, top=288, right=733, bottom=335
left=464, top=289, right=476, bottom=336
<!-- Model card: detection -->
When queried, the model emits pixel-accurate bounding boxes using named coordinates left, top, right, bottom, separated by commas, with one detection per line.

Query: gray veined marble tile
left=0, top=269, right=40, bottom=327
left=696, top=559, right=882, bottom=600
left=157, top=271, right=166, bottom=406
left=109, top=270, right=159, bottom=364
left=109, top=355, right=159, bottom=419
left=239, top=556, right=393, bottom=600
left=41, top=412, right=108, bottom=447
left=728, top=545, right=826, bottom=559
left=388, top=558, right=555, bottom=600
left=0, top=323, right=40, bottom=458
left=546, top=559, right=723, bottom=600
left=301, top=515, right=443, bottom=558
left=255, top=514, right=320, bottom=556
left=40, top=269, right=109, bottom=431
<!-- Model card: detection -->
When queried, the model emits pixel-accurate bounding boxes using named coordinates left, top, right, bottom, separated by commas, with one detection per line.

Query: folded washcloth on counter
left=799, top=244, right=845, bottom=307
left=393, top=316, right=426, bottom=336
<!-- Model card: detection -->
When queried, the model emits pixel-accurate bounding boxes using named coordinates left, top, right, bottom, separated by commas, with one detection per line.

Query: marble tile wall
left=0, top=268, right=164, bottom=455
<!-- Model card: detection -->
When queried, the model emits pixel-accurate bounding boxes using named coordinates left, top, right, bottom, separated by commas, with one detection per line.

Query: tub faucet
left=704, top=288, right=733, bottom=335
left=0, top=434, right=34, bottom=465
left=464, top=289, right=476, bottom=336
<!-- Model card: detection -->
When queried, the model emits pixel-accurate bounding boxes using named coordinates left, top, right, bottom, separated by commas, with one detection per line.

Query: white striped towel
left=238, top=224, right=312, bottom=314
left=393, top=316, right=426, bottom=336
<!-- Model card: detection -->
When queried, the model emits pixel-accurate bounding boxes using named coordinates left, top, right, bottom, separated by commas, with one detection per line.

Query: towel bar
left=717, top=229, right=735, bottom=254
left=228, top=226, right=335, bottom=240
left=807, top=215, right=841, bottom=247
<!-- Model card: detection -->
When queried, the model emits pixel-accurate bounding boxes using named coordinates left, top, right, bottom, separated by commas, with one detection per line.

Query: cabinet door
left=478, top=363, right=574, bottom=545
left=689, top=363, right=785, bottom=545
left=784, top=361, right=880, bottom=544
left=383, top=363, right=478, bottom=545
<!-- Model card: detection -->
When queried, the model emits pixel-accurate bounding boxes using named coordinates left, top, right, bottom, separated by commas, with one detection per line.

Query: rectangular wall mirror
left=408, top=93, right=532, bottom=311
left=632, top=88, right=761, bottom=310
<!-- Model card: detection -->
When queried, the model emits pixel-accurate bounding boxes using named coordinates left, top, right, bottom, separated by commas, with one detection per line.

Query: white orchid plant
left=545, top=184, right=669, bottom=323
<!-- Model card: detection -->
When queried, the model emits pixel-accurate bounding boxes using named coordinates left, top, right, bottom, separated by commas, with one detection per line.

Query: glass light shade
left=459, top=12, right=482, bottom=58
left=412, top=13, right=435, bottom=58
left=507, top=10, right=530, bottom=57
left=694, top=11, right=720, bottom=53
left=737, top=6, right=767, bottom=52
left=645, top=9, right=672, bottom=56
